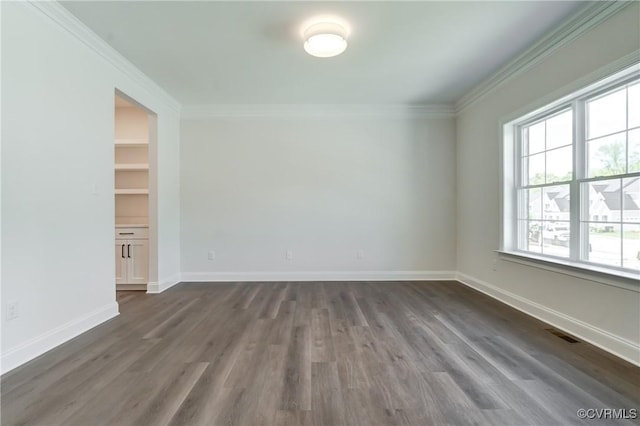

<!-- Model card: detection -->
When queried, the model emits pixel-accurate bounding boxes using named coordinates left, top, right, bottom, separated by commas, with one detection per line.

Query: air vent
left=545, top=328, right=580, bottom=343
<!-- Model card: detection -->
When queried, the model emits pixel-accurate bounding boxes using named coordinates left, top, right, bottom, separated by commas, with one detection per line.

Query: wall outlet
left=208, top=250, right=216, bottom=260
left=6, top=300, right=19, bottom=321
left=356, top=249, right=365, bottom=260
left=492, top=258, right=498, bottom=271
left=285, top=250, right=293, bottom=260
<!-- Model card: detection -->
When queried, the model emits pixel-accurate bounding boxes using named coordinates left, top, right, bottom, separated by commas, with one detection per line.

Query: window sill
left=496, top=250, right=640, bottom=293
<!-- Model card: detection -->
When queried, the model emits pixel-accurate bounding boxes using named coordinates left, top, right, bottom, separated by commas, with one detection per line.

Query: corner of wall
left=455, top=272, right=640, bottom=367
left=147, top=273, right=182, bottom=294
left=1, top=302, right=119, bottom=375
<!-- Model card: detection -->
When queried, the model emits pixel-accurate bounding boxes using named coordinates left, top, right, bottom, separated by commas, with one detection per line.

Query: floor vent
left=545, top=328, right=580, bottom=343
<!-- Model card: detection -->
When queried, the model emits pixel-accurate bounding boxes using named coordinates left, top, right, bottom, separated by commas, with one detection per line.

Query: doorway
left=114, top=91, right=157, bottom=292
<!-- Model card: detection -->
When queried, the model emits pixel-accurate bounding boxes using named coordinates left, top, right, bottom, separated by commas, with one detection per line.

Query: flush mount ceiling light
left=303, top=21, right=348, bottom=58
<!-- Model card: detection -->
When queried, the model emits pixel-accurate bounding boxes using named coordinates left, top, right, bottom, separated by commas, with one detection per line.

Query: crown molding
left=455, top=1, right=634, bottom=115
left=181, top=104, right=455, bottom=119
left=26, top=1, right=182, bottom=113
left=500, top=51, right=639, bottom=127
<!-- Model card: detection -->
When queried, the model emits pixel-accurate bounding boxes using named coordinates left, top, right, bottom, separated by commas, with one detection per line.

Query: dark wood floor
left=2, top=281, right=639, bottom=426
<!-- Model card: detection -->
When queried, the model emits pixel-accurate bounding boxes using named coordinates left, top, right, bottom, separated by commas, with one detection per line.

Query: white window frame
left=501, top=64, right=640, bottom=284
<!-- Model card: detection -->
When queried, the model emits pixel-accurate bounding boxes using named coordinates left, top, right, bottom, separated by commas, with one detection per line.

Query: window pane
left=623, top=177, right=640, bottom=223
left=546, top=110, right=572, bottom=149
left=584, top=179, right=621, bottom=222
left=528, top=188, right=542, bottom=220
left=629, top=128, right=640, bottom=173
left=526, top=153, right=545, bottom=185
left=543, top=185, right=570, bottom=221
left=526, top=122, right=545, bottom=155
left=586, top=223, right=621, bottom=267
left=546, top=146, right=572, bottom=183
left=629, top=82, right=640, bottom=129
left=587, top=132, right=626, bottom=177
left=520, top=220, right=542, bottom=253
left=518, top=188, right=540, bottom=220
left=529, top=221, right=542, bottom=252
left=588, top=88, right=626, bottom=139
left=517, top=189, right=526, bottom=219
left=542, top=221, right=570, bottom=257
left=519, top=188, right=542, bottom=220
left=622, top=224, right=640, bottom=270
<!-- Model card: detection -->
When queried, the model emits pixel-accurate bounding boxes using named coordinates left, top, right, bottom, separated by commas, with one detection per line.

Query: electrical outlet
left=356, top=249, right=365, bottom=260
left=492, top=258, right=498, bottom=271
left=285, top=250, right=293, bottom=260
left=6, top=300, right=19, bottom=321
left=208, top=250, right=216, bottom=260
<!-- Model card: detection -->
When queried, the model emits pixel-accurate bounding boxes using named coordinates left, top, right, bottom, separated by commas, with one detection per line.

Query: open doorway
left=114, top=91, right=157, bottom=292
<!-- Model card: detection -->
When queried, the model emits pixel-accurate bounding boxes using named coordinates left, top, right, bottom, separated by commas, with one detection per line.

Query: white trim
left=499, top=54, right=640, bottom=126
left=1, top=302, right=120, bottom=374
left=146, top=282, right=160, bottom=293
left=181, top=104, right=455, bottom=120
left=116, top=284, right=147, bottom=291
left=456, top=1, right=634, bottom=114
left=181, top=270, right=456, bottom=282
left=146, top=273, right=182, bottom=294
left=456, top=272, right=640, bottom=367
left=499, top=62, right=640, bottom=288
left=26, top=1, right=181, bottom=113
left=498, top=251, right=640, bottom=293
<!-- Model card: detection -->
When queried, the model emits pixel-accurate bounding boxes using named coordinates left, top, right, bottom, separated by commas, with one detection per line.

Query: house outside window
left=502, top=65, right=640, bottom=278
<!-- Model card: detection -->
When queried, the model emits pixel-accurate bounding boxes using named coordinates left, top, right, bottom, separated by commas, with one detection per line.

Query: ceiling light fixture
left=303, top=21, right=348, bottom=58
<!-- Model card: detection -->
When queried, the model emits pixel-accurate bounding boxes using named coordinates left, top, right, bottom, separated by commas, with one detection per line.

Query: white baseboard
left=181, top=270, right=456, bottom=283
left=147, top=273, right=182, bottom=294
left=1, top=302, right=119, bottom=374
left=117, top=284, right=146, bottom=291
left=456, top=272, right=640, bottom=367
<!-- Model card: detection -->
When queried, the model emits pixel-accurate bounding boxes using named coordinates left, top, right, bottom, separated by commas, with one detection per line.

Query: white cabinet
left=115, top=241, right=127, bottom=284
left=115, top=227, right=148, bottom=288
left=126, top=239, right=149, bottom=284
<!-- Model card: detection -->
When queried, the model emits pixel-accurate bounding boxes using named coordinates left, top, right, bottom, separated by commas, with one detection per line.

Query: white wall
left=180, top=113, right=456, bottom=280
left=1, top=2, right=181, bottom=373
left=456, top=3, right=640, bottom=364
left=156, top=111, right=181, bottom=288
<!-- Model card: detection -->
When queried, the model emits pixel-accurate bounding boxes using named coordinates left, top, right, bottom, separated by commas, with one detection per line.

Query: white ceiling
left=62, top=1, right=587, bottom=106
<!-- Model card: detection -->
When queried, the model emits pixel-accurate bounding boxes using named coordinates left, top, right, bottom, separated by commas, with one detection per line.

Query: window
left=503, top=66, right=640, bottom=279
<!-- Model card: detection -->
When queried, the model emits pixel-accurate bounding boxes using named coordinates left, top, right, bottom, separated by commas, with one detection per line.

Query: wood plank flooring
left=2, top=281, right=639, bottom=425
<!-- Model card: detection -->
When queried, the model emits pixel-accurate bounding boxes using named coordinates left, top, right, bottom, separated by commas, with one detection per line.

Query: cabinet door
left=127, top=239, right=148, bottom=285
left=115, top=240, right=128, bottom=284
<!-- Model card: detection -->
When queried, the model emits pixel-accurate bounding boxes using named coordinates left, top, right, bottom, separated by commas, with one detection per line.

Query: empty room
left=1, top=1, right=639, bottom=425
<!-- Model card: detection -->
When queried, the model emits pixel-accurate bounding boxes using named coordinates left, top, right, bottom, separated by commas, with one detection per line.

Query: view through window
left=507, top=69, right=639, bottom=276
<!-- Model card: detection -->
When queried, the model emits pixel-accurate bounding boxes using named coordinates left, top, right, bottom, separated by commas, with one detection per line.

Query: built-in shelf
left=115, top=138, right=148, bottom=147
left=115, top=188, right=149, bottom=195
left=115, top=163, right=149, bottom=171
left=116, top=216, right=149, bottom=227
left=115, top=105, right=151, bottom=289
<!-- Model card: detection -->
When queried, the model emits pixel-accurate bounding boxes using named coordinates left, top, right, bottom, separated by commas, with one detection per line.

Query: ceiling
left=62, top=1, right=587, bottom=106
